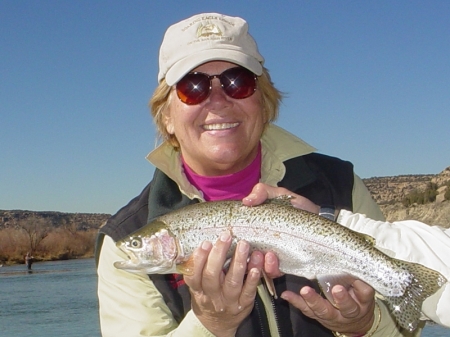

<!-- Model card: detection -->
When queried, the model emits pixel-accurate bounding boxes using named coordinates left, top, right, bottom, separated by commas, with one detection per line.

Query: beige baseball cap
left=158, top=13, right=264, bottom=85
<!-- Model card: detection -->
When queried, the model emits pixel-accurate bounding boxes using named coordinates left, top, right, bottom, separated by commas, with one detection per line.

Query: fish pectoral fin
left=176, top=256, right=195, bottom=276
left=262, top=270, right=278, bottom=299
left=317, top=274, right=358, bottom=306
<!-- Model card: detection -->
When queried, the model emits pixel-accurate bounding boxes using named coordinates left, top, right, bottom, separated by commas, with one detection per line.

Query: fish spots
left=116, top=199, right=447, bottom=331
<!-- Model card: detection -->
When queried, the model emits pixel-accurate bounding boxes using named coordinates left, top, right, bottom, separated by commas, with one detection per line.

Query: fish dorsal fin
left=317, top=273, right=358, bottom=306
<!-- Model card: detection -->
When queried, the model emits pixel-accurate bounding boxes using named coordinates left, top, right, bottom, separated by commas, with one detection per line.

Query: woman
left=96, top=13, right=415, bottom=337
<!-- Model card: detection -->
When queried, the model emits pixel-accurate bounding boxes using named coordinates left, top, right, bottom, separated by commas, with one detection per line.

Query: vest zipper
left=271, top=295, right=283, bottom=337
left=254, top=299, right=268, bottom=336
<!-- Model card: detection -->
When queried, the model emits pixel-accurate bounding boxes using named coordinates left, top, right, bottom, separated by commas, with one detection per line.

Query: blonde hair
left=149, top=67, right=283, bottom=149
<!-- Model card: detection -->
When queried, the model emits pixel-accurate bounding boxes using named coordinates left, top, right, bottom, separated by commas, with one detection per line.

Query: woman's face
left=164, top=61, right=266, bottom=176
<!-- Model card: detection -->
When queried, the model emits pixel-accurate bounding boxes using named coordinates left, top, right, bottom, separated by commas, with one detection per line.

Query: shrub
left=402, top=182, right=438, bottom=207
left=445, top=184, right=450, bottom=201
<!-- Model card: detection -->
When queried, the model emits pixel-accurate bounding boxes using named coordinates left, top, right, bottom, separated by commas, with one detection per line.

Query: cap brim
left=165, top=49, right=263, bottom=85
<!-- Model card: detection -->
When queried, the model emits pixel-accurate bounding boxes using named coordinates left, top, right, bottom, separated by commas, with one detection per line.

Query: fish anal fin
left=317, top=274, right=358, bottom=306
left=176, top=256, right=195, bottom=276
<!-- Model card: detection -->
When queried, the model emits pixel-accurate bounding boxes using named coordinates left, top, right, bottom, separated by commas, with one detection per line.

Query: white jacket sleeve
left=337, top=210, right=450, bottom=328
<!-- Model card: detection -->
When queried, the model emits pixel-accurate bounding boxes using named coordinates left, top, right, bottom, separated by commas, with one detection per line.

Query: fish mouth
left=113, top=260, right=176, bottom=274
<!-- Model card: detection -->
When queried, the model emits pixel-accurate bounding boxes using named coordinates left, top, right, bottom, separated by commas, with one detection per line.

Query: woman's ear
left=163, top=112, right=175, bottom=135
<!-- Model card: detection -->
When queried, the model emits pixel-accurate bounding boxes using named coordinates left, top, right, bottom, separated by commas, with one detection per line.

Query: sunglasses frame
left=176, top=66, right=257, bottom=105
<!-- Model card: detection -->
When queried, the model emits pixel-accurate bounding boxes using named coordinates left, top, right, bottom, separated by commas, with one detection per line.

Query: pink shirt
left=182, top=144, right=261, bottom=201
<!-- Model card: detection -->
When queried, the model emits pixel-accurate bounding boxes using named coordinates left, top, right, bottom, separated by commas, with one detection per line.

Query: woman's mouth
left=203, top=122, right=239, bottom=131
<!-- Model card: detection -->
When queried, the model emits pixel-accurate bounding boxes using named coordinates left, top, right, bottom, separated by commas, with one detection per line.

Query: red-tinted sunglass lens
left=221, top=67, right=256, bottom=99
left=176, top=73, right=210, bottom=105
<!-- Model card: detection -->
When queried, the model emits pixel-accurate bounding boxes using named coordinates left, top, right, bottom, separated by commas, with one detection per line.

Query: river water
left=0, top=259, right=448, bottom=337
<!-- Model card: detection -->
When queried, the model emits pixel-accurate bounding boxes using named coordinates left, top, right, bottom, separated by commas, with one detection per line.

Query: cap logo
left=196, top=22, right=222, bottom=38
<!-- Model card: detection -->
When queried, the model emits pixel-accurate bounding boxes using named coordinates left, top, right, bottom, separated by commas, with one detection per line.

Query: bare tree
left=17, top=216, right=51, bottom=253
left=62, top=219, right=78, bottom=235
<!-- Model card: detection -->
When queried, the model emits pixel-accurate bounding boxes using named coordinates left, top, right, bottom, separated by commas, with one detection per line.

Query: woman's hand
left=183, top=232, right=263, bottom=337
left=243, top=182, right=320, bottom=214
left=281, top=281, right=376, bottom=335
left=243, top=183, right=376, bottom=335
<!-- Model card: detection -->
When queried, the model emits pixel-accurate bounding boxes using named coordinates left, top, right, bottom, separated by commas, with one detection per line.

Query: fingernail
left=249, top=268, right=260, bottom=278
left=220, top=231, right=231, bottom=242
left=201, top=241, right=212, bottom=250
left=266, top=253, right=275, bottom=265
left=333, top=286, right=344, bottom=299
left=238, top=241, right=249, bottom=253
left=245, top=193, right=257, bottom=202
left=250, top=253, right=261, bottom=264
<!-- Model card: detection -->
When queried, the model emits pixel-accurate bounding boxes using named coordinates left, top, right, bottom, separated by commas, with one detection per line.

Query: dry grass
left=0, top=227, right=97, bottom=265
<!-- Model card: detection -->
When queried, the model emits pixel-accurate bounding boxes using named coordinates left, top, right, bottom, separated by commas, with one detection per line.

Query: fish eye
left=129, top=238, right=142, bottom=249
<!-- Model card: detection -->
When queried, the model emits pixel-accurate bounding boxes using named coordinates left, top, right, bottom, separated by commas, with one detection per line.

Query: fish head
left=114, top=222, right=179, bottom=274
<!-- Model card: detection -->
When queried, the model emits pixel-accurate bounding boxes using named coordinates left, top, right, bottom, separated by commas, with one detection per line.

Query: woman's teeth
left=203, top=123, right=239, bottom=130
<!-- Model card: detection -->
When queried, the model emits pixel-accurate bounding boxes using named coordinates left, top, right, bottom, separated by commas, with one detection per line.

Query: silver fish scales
left=114, top=198, right=447, bottom=331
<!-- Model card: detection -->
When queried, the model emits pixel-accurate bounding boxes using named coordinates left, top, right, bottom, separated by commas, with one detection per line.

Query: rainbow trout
left=114, top=199, right=446, bottom=331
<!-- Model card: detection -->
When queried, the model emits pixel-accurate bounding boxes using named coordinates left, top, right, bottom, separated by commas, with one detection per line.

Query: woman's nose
left=207, top=78, right=228, bottom=103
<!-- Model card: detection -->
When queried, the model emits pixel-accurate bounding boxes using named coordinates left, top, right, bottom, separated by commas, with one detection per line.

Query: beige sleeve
left=97, top=235, right=215, bottom=337
left=351, top=174, right=385, bottom=221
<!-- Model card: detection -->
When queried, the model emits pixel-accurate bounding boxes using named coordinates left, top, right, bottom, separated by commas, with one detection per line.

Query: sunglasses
left=176, top=66, right=257, bottom=105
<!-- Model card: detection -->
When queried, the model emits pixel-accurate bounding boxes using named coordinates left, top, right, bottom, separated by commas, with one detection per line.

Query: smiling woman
left=95, top=12, right=415, bottom=337
left=161, top=61, right=266, bottom=176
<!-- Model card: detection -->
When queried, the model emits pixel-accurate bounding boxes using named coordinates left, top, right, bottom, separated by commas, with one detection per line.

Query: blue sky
left=1, top=1, right=449, bottom=214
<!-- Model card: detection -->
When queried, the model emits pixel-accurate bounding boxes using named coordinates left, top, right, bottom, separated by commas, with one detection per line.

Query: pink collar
left=182, top=144, right=261, bottom=201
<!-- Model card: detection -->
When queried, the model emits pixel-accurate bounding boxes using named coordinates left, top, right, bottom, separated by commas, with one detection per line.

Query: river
left=0, top=259, right=448, bottom=336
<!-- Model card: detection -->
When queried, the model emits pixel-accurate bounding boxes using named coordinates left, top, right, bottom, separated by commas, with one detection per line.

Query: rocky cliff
left=363, top=166, right=450, bottom=228
left=0, top=210, right=110, bottom=230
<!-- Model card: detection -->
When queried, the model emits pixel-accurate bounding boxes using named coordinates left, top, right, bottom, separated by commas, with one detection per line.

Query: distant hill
left=0, top=210, right=110, bottom=231
left=1, top=166, right=449, bottom=230
left=363, top=166, right=450, bottom=228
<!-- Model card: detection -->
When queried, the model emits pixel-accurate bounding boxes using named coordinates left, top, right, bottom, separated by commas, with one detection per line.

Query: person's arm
left=97, top=236, right=216, bottom=337
left=338, top=210, right=450, bottom=328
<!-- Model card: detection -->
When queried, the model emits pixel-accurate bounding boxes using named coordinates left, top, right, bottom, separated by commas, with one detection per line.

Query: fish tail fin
left=384, top=261, right=446, bottom=331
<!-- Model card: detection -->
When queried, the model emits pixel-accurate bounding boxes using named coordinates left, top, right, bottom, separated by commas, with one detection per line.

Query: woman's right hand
left=183, top=232, right=263, bottom=337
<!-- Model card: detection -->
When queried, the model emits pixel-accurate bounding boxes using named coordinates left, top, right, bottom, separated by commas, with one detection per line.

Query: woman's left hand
left=281, top=281, right=376, bottom=335
left=243, top=183, right=376, bottom=335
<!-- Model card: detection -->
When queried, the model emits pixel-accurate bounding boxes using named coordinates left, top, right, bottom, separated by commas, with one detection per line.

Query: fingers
left=281, top=283, right=376, bottom=334
left=286, top=286, right=338, bottom=320
left=243, top=183, right=290, bottom=206
left=242, top=183, right=320, bottom=214
left=247, top=251, right=263, bottom=271
left=201, top=232, right=232, bottom=298
left=185, top=233, right=261, bottom=313
left=240, top=267, right=260, bottom=307
left=184, top=240, right=213, bottom=293
left=264, top=251, right=283, bottom=278
left=350, top=280, right=376, bottom=306
left=223, top=241, right=250, bottom=297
